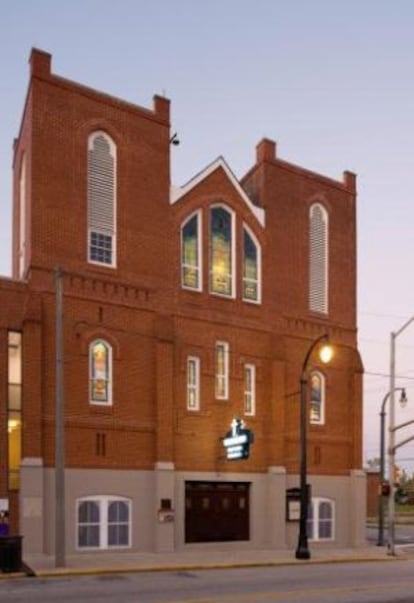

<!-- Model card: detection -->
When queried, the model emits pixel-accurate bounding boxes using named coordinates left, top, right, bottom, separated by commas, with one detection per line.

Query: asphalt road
left=2, top=560, right=414, bottom=603
left=366, top=522, right=414, bottom=545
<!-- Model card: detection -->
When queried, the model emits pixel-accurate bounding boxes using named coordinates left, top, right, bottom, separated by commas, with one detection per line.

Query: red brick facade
left=0, top=49, right=365, bottom=554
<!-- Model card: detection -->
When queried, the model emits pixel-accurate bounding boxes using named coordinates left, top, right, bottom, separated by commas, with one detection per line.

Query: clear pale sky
left=2, top=0, right=414, bottom=472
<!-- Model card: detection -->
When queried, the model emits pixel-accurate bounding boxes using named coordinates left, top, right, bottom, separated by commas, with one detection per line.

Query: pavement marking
left=150, top=578, right=414, bottom=603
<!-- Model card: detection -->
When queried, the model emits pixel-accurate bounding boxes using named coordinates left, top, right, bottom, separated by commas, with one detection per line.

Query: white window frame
left=242, top=224, right=262, bottom=304
left=187, top=356, right=200, bottom=411
left=307, top=497, right=335, bottom=542
left=309, top=370, right=325, bottom=425
left=244, top=363, right=256, bottom=416
left=87, top=131, right=117, bottom=268
left=89, top=339, right=113, bottom=406
left=76, top=495, right=131, bottom=550
left=181, top=210, right=202, bottom=292
left=209, top=204, right=236, bottom=299
left=309, top=203, right=328, bottom=314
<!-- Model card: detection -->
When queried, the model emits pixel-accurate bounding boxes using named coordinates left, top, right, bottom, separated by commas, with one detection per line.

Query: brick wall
left=0, top=49, right=363, bottom=517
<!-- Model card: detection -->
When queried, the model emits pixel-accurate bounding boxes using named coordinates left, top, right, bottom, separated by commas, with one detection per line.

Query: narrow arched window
left=309, top=203, right=328, bottom=313
left=187, top=356, right=200, bottom=410
left=89, top=339, right=112, bottom=405
left=243, top=225, right=261, bottom=303
left=215, top=341, right=229, bottom=399
left=19, top=154, right=27, bottom=278
left=181, top=211, right=202, bottom=291
left=210, top=205, right=235, bottom=297
left=307, top=498, right=334, bottom=541
left=87, top=132, right=116, bottom=266
left=244, top=363, right=256, bottom=416
left=310, top=370, right=325, bottom=425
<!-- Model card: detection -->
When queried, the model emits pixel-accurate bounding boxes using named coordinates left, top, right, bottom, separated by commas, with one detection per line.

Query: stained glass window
left=182, top=213, right=201, bottom=290
left=310, top=371, right=325, bottom=424
left=210, top=207, right=233, bottom=296
left=244, top=364, right=256, bottom=415
left=90, top=340, right=112, bottom=404
left=187, top=356, right=200, bottom=410
left=215, top=341, right=229, bottom=399
left=243, top=228, right=260, bottom=302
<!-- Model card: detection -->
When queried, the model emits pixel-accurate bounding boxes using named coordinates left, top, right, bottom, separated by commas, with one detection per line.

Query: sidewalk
left=4, top=542, right=412, bottom=579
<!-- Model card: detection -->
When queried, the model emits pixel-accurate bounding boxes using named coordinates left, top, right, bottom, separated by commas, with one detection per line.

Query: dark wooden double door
left=185, top=481, right=250, bottom=543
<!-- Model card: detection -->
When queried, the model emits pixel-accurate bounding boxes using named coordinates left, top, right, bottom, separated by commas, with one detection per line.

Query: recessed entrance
left=185, top=481, right=250, bottom=543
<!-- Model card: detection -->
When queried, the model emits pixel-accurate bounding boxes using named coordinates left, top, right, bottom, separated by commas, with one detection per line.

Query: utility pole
left=55, top=266, right=65, bottom=567
left=388, top=315, right=414, bottom=556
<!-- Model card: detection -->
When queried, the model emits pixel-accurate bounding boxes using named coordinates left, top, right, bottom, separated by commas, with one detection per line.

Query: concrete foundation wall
left=20, top=466, right=366, bottom=555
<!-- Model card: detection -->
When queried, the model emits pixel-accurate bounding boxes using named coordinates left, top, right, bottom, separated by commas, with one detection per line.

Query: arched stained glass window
left=243, top=226, right=261, bottom=303
left=187, top=356, right=200, bottom=410
left=309, top=204, right=328, bottom=314
left=210, top=206, right=234, bottom=297
left=181, top=212, right=201, bottom=290
left=310, top=370, right=325, bottom=425
left=89, top=340, right=112, bottom=405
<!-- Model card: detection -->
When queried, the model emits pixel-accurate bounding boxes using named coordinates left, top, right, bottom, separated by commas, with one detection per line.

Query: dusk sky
left=2, top=0, right=414, bottom=471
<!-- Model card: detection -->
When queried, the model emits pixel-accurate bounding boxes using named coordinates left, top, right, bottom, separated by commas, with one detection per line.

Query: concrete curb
left=0, top=552, right=408, bottom=580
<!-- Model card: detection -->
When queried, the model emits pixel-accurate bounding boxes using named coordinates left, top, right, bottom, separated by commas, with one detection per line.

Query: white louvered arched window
left=19, top=154, right=27, bottom=279
left=309, top=203, right=328, bottom=314
left=87, top=132, right=116, bottom=266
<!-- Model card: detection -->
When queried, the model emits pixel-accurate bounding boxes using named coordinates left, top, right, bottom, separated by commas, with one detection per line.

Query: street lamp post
left=388, top=316, right=414, bottom=556
left=295, top=333, right=332, bottom=560
left=377, top=388, right=407, bottom=547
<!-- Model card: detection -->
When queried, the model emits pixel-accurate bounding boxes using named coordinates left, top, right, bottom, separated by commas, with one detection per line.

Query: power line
left=365, top=370, right=414, bottom=381
left=359, top=311, right=414, bottom=320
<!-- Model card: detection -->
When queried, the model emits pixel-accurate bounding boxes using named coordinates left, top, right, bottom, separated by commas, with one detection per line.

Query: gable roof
left=170, top=156, right=265, bottom=227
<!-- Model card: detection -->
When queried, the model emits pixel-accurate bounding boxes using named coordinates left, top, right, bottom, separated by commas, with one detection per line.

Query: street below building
left=2, top=560, right=414, bottom=603
left=366, top=522, right=414, bottom=545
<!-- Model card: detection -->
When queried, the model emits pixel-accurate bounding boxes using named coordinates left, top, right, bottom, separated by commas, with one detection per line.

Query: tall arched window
left=181, top=211, right=202, bottom=291
left=310, top=370, right=325, bottom=425
left=210, top=205, right=235, bottom=297
left=87, top=132, right=116, bottom=266
left=243, top=225, right=261, bottom=303
left=309, top=203, right=328, bottom=314
left=89, top=339, right=112, bottom=405
left=19, top=154, right=26, bottom=278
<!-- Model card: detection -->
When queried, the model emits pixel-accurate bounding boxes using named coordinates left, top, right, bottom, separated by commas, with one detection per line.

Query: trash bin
left=0, top=536, right=23, bottom=573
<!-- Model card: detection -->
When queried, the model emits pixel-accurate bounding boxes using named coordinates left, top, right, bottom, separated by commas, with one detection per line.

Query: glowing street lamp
left=295, top=333, right=332, bottom=560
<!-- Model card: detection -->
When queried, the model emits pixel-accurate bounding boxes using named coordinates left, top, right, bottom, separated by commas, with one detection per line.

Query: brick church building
left=0, top=48, right=365, bottom=557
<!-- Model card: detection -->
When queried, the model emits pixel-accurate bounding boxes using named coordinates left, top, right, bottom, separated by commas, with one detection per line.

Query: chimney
left=153, top=95, right=170, bottom=121
left=343, top=170, right=357, bottom=193
left=29, top=48, right=52, bottom=78
left=256, top=138, right=277, bottom=164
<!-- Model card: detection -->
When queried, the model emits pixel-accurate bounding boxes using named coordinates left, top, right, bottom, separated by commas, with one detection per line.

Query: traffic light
left=381, top=482, right=391, bottom=497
